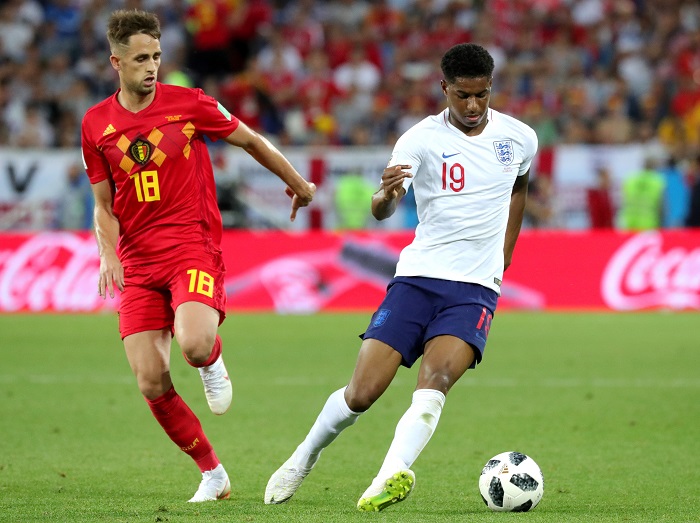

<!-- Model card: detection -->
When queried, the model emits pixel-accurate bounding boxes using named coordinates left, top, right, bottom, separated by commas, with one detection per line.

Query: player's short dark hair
left=107, top=9, right=161, bottom=54
left=440, top=43, right=495, bottom=83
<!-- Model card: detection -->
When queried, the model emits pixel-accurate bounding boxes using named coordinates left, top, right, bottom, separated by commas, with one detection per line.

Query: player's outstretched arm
left=224, top=122, right=315, bottom=221
left=91, top=179, right=124, bottom=298
left=504, top=170, right=529, bottom=271
left=371, top=164, right=412, bottom=221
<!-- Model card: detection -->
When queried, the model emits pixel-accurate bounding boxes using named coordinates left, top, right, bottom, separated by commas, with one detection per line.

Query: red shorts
left=118, top=250, right=226, bottom=339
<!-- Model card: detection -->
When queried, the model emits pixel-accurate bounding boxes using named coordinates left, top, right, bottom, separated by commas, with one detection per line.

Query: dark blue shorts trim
left=360, top=276, right=498, bottom=368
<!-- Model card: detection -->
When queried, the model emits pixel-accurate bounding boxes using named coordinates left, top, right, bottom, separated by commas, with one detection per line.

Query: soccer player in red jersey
left=81, top=9, right=315, bottom=502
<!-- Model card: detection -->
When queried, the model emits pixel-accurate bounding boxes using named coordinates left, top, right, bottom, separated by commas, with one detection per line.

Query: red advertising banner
left=1, top=230, right=699, bottom=313
left=504, top=230, right=700, bottom=310
left=0, top=232, right=108, bottom=313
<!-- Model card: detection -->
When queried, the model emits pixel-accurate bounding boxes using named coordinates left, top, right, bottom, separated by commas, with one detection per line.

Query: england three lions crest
left=493, top=140, right=514, bottom=165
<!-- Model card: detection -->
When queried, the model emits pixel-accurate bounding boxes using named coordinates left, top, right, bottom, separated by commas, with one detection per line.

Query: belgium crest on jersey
left=130, top=138, right=152, bottom=165
left=493, top=140, right=514, bottom=165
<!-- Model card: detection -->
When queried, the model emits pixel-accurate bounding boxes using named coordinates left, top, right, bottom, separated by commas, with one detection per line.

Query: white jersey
left=389, top=107, right=538, bottom=294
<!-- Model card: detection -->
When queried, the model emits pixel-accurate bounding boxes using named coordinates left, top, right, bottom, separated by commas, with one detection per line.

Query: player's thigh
left=170, top=250, right=225, bottom=349
left=423, top=283, right=497, bottom=367
left=174, top=301, right=220, bottom=351
left=345, top=338, right=403, bottom=412
left=361, top=278, right=438, bottom=368
left=123, top=329, right=173, bottom=399
left=119, top=271, right=174, bottom=338
left=416, top=335, right=476, bottom=394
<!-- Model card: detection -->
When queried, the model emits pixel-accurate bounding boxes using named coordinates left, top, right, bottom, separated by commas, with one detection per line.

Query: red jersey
left=81, top=83, right=240, bottom=266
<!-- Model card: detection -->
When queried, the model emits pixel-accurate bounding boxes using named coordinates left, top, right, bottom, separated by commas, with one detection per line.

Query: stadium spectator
left=219, top=55, right=285, bottom=136
left=264, top=43, right=537, bottom=513
left=256, top=27, right=304, bottom=80
left=42, top=52, right=78, bottom=120
left=332, top=44, right=381, bottom=108
left=0, top=1, right=36, bottom=63
left=586, top=164, right=615, bottom=229
left=323, top=0, right=370, bottom=33
left=276, top=2, right=324, bottom=60
left=343, top=91, right=398, bottom=146
left=425, top=9, right=472, bottom=54
left=184, top=0, right=236, bottom=81
left=293, top=48, right=346, bottom=144
left=660, top=156, right=691, bottom=228
left=38, top=19, right=74, bottom=64
left=11, top=102, right=54, bottom=147
left=685, top=154, right=700, bottom=227
left=226, top=0, right=273, bottom=74
left=334, top=171, right=375, bottom=230
left=592, top=85, right=637, bottom=144
left=523, top=176, right=555, bottom=228
left=81, top=9, right=315, bottom=503
left=363, top=0, right=405, bottom=41
left=57, top=161, right=92, bottom=230
left=619, top=157, right=666, bottom=230
left=43, top=0, right=82, bottom=57
left=326, top=20, right=384, bottom=72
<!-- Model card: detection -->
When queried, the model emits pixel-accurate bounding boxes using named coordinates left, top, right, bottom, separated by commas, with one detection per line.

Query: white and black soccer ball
left=479, top=451, right=544, bottom=512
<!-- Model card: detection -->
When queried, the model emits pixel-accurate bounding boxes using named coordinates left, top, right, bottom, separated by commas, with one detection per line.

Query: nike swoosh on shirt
left=442, top=152, right=460, bottom=158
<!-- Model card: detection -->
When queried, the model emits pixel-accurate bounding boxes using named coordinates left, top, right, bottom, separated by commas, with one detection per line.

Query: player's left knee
left=178, top=331, right=216, bottom=363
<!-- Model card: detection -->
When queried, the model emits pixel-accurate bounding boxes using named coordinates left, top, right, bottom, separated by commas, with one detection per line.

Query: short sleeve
left=387, top=128, right=424, bottom=191
left=81, top=115, right=111, bottom=184
left=518, top=126, right=539, bottom=176
left=192, top=89, right=240, bottom=141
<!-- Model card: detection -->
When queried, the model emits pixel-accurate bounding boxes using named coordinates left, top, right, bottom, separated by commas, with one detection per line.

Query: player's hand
left=381, top=165, right=412, bottom=201
left=286, top=182, right=316, bottom=222
left=98, top=251, right=124, bottom=299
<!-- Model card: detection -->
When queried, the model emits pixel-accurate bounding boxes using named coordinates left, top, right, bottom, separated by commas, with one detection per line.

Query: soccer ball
left=478, top=451, right=544, bottom=512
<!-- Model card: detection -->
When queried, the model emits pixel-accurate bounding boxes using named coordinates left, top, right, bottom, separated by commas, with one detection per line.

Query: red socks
left=184, top=334, right=222, bottom=368
left=146, top=386, right=219, bottom=472
left=149, top=335, right=223, bottom=470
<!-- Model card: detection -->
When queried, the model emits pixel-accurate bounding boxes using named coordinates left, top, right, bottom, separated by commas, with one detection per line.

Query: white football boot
left=198, top=355, right=232, bottom=415
left=264, top=457, right=310, bottom=504
left=188, top=464, right=231, bottom=502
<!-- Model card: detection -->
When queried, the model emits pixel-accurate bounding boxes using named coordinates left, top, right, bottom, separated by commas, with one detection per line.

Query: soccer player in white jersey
left=265, top=43, right=538, bottom=512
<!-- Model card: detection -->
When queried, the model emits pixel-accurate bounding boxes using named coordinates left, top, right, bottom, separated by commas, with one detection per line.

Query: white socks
left=290, top=387, right=446, bottom=481
left=374, top=388, right=446, bottom=482
left=292, top=386, right=360, bottom=471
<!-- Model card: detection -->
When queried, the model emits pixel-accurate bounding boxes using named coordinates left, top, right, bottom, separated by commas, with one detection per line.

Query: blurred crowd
left=2, top=0, right=700, bottom=229
left=1, top=0, right=699, bottom=152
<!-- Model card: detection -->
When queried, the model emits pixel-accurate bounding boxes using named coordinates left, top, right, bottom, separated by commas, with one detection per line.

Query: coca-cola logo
left=0, top=233, right=115, bottom=312
left=602, top=232, right=700, bottom=310
left=260, top=258, right=324, bottom=314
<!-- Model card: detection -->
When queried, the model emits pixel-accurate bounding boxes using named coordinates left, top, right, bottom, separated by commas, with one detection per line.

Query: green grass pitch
left=0, top=311, right=698, bottom=522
